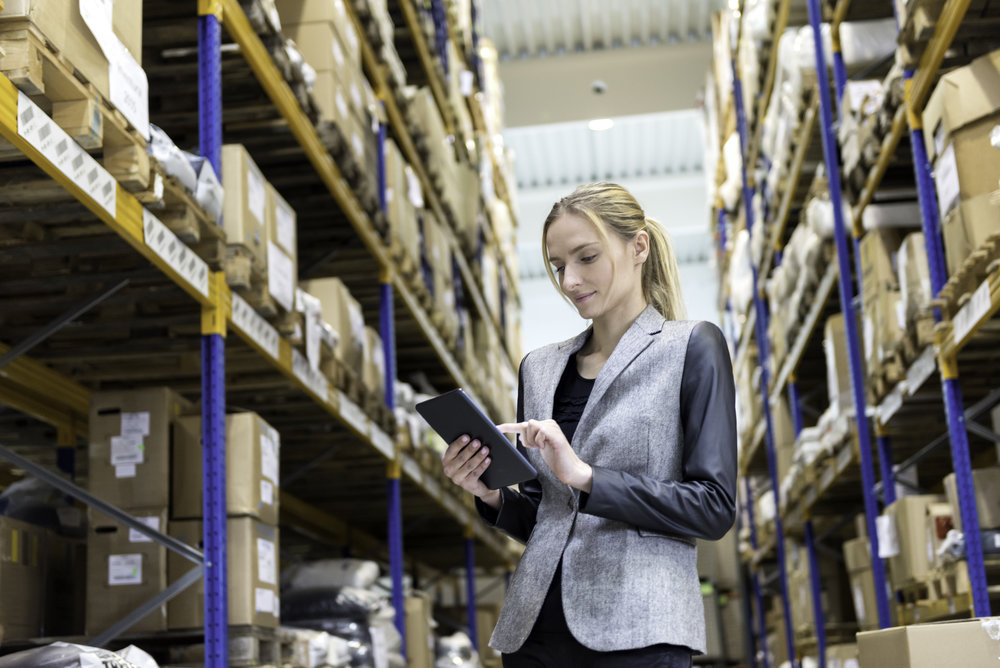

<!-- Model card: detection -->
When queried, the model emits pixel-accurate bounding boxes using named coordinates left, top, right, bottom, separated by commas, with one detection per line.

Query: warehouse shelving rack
left=0, top=0, right=521, bottom=663
left=718, top=1, right=1000, bottom=666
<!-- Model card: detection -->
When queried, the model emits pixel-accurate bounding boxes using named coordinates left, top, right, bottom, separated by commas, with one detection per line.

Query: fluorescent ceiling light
left=588, top=118, right=614, bottom=132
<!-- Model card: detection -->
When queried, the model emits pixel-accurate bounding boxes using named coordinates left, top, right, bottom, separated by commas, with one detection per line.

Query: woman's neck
left=587, top=297, right=648, bottom=357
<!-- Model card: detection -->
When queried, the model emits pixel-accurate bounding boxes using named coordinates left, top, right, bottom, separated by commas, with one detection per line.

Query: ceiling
left=503, top=109, right=705, bottom=190
left=479, top=0, right=724, bottom=59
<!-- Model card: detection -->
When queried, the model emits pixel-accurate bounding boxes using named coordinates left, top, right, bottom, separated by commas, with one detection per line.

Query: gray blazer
left=478, top=306, right=737, bottom=654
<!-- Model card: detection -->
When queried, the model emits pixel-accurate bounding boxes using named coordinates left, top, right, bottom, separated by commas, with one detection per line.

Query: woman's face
left=545, top=213, right=642, bottom=321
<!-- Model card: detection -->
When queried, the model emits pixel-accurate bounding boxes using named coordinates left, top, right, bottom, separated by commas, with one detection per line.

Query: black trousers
left=502, top=563, right=694, bottom=668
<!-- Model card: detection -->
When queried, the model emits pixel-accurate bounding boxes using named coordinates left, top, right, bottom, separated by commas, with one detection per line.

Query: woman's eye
left=581, top=255, right=597, bottom=263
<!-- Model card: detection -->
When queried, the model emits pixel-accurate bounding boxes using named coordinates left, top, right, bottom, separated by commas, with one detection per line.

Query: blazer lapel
left=531, top=327, right=592, bottom=421
left=574, top=306, right=666, bottom=446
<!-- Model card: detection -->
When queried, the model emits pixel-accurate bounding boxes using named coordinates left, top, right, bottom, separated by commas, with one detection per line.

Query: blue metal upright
left=905, top=80, right=992, bottom=615
left=804, top=521, right=826, bottom=668
left=381, top=272, right=407, bottom=649
left=742, top=476, right=768, bottom=668
left=788, top=381, right=804, bottom=437
left=465, top=535, right=479, bottom=650
left=731, top=60, right=798, bottom=666
left=199, top=6, right=228, bottom=665
left=805, top=0, right=892, bottom=629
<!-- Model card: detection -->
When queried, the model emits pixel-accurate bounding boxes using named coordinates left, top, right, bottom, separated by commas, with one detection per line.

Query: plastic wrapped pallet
left=839, top=19, right=898, bottom=69
left=0, top=643, right=158, bottom=668
left=283, top=558, right=381, bottom=591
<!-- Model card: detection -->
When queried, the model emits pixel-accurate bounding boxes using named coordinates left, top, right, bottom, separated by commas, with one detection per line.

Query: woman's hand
left=497, top=420, right=593, bottom=493
left=442, top=435, right=500, bottom=508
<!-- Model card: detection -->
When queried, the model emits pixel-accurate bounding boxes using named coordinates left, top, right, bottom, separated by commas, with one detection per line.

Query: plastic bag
left=282, top=559, right=381, bottom=591
left=0, top=642, right=156, bottom=668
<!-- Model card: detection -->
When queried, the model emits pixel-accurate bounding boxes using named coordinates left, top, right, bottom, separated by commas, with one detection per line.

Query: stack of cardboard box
left=922, top=50, right=1000, bottom=277
left=896, top=232, right=934, bottom=348
left=419, top=211, right=461, bottom=343
left=842, top=536, right=883, bottom=631
left=859, top=228, right=906, bottom=382
left=883, top=494, right=947, bottom=589
left=85, top=387, right=191, bottom=635
left=383, top=138, right=422, bottom=271
left=168, top=413, right=282, bottom=629
left=301, top=277, right=368, bottom=389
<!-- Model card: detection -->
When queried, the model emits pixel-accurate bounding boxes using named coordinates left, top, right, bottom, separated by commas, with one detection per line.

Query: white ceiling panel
left=503, top=109, right=704, bottom=190
left=480, top=0, right=726, bottom=59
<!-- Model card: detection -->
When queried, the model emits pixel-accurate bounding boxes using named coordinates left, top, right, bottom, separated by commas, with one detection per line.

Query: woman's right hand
left=442, top=435, right=499, bottom=506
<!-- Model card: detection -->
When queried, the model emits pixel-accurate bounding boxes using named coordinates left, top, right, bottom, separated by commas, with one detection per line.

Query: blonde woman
left=443, top=182, right=737, bottom=667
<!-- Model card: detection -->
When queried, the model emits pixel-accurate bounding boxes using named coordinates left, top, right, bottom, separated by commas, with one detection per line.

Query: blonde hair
left=542, top=182, right=687, bottom=321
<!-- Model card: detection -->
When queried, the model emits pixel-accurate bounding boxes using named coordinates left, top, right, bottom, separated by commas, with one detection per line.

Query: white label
left=306, top=313, right=322, bottom=371
left=370, top=625, right=388, bottom=668
left=934, top=123, right=946, bottom=160
left=129, top=516, right=161, bottom=543
left=338, top=391, right=368, bottom=435
left=261, top=479, right=274, bottom=506
left=292, top=348, right=329, bottom=402
left=255, top=587, right=274, bottom=614
left=108, top=554, right=142, bottom=585
left=260, top=427, right=279, bottom=483
left=231, top=293, right=281, bottom=360
left=876, top=514, right=900, bottom=558
left=402, top=457, right=422, bottom=483
left=460, top=69, right=474, bottom=97
left=852, top=584, right=866, bottom=622
left=934, top=143, right=960, bottom=219
left=845, top=660, right=859, bottom=668
left=109, top=40, right=150, bottom=139
left=927, top=526, right=935, bottom=566
left=336, top=91, right=349, bottom=122
left=79, top=0, right=115, bottom=56
left=247, top=161, right=266, bottom=225
left=352, top=133, right=364, bottom=162
left=275, top=197, right=296, bottom=253
left=332, top=39, right=345, bottom=69
left=863, top=316, right=875, bottom=358
left=115, top=464, right=136, bottom=478
left=110, top=433, right=144, bottom=465
left=17, top=92, right=116, bottom=217
left=371, top=428, right=394, bottom=458
left=121, top=412, right=150, bottom=436
left=952, top=279, right=991, bottom=346
left=994, top=533, right=1000, bottom=549
left=266, top=241, right=295, bottom=312
left=905, top=347, right=936, bottom=395
left=257, top=537, right=276, bottom=585
left=142, top=209, right=211, bottom=297
left=273, top=594, right=280, bottom=618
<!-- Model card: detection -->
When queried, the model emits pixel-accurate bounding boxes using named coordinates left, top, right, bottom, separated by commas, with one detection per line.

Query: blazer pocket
left=636, top=527, right=696, bottom=547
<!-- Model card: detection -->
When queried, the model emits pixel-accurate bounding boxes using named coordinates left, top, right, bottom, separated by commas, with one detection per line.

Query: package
left=284, top=21, right=350, bottom=73
left=281, top=558, right=380, bottom=590
left=222, top=144, right=269, bottom=264
left=859, top=228, right=903, bottom=309
left=168, top=518, right=280, bottom=628
left=925, top=502, right=954, bottom=569
left=885, top=495, right=945, bottom=586
left=85, top=507, right=169, bottom=635
left=149, top=125, right=198, bottom=193
left=311, top=67, right=353, bottom=128
left=858, top=617, right=1000, bottom=667
left=897, top=233, right=932, bottom=329
left=172, top=413, right=280, bottom=525
left=843, top=536, right=881, bottom=631
left=185, top=154, right=224, bottom=223
left=824, top=314, right=854, bottom=416
left=0, top=516, right=45, bottom=640
left=921, top=50, right=1000, bottom=164
left=264, top=183, right=297, bottom=312
left=301, top=277, right=366, bottom=373
left=943, top=467, right=1000, bottom=532
left=88, top=387, right=190, bottom=510
left=274, top=0, right=360, bottom=68
left=363, top=326, right=385, bottom=403
left=826, top=642, right=858, bottom=668
left=0, top=643, right=156, bottom=668
left=931, top=120, right=1000, bottom=220
left=940, top=193, right=1000, bottom=276
left=404, top=594, right=434, bottom=668
left=383, top=138, right=421, bottom=267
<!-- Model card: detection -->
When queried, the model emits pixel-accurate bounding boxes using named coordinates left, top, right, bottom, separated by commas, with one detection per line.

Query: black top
left=551, top=352, right=595, bottom=444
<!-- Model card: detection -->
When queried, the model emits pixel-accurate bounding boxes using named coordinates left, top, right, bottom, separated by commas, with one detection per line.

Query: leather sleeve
left=475, top=356, right=543, bottom=543
left=578, top=321, right=738, bottom=541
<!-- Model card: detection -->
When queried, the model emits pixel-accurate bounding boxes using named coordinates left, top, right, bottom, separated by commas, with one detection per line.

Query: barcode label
left=291, top=348, right=328, bottom=402
left=142, top=209, right=210, bottom=297
left=952, top=279, right=991, bottom=347
left=879, top=386, right=904, bottom=424
left=905, top=347, right=936, bottom=395
left=231, top=293, right=281, bottom=360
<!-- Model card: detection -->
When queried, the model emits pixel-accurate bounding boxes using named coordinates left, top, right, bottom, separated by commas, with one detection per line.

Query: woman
left=442, top=182, right=737, bottom=667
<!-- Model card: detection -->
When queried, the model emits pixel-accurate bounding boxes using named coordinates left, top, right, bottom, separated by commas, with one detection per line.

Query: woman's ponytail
left=642, top=216, right=687, bottom=321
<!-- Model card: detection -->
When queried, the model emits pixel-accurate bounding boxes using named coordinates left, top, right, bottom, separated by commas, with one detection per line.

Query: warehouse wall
left=516, top=173, right=716, bottom=355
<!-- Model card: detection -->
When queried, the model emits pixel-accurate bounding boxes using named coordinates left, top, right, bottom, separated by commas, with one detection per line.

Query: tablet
left=415, top=389, right=537, bottom=489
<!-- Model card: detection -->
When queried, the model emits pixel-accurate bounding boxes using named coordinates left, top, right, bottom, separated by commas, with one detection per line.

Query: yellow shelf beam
left=908, top=0, right=972, bottom=117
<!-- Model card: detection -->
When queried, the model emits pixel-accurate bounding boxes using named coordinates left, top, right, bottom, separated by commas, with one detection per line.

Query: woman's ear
left=634, top=230, right=650, bottom=265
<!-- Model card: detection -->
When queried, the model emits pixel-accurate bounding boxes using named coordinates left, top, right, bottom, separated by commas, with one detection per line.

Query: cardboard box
left=311, top=67, right=353, bottom=128
left=859, top=228, right=903, bottom=310
left=167, top=518, right=280, bottom=629
left=301, top=277, right=366, bottom=372
left=943, top=467, right=1000, bottom=531
left=921, top=50, right=1000, bottom=164
left=265, top=183, right=297, bottom=312
left=86, top=507, right=169, bottom=635
left=885, top=495, right=945, bottom=586
left=843, top=536, right=880, bottom=631
left=284, top=21, right=352, bottom=74
left=362, top=326, right=385, bottom=402
left=222, top=144, right=268, bottom=264
left=926, top=502, right=954, bottom=569
left=932, top=118, right=1000, bottom=219
left=44, top=531, right=86, bottom=636
left=940, top=193, right=1000, bottom=276
left=275, top=0, right=360, bottom=67
left=384, top=138, right=421, bottom=268
left=826, top=642, right=859, bottom=668
left=0, top=516, right=45, bottom=640
left=898, top=233, right=932, bottom=328
left=858, top=617, right=1000, bottom=667
left=404, top=594, right=434, bottom=668
left=89, top=387, right=190, bottom=510
left=172, top=412, right=280, bottom=525
left=824, top=314, right=854, bottom=416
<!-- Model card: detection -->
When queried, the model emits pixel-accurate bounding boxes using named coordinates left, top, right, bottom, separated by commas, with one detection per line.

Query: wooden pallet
left=0, top=22, right=149, bottom=191
left=897, top=0, right=1000, bottom=68
left=869, top=348, right=907, bottom=403
left=934, top=231, right=1000, bottom=320
left=166, top=625, right=281, bottom=667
